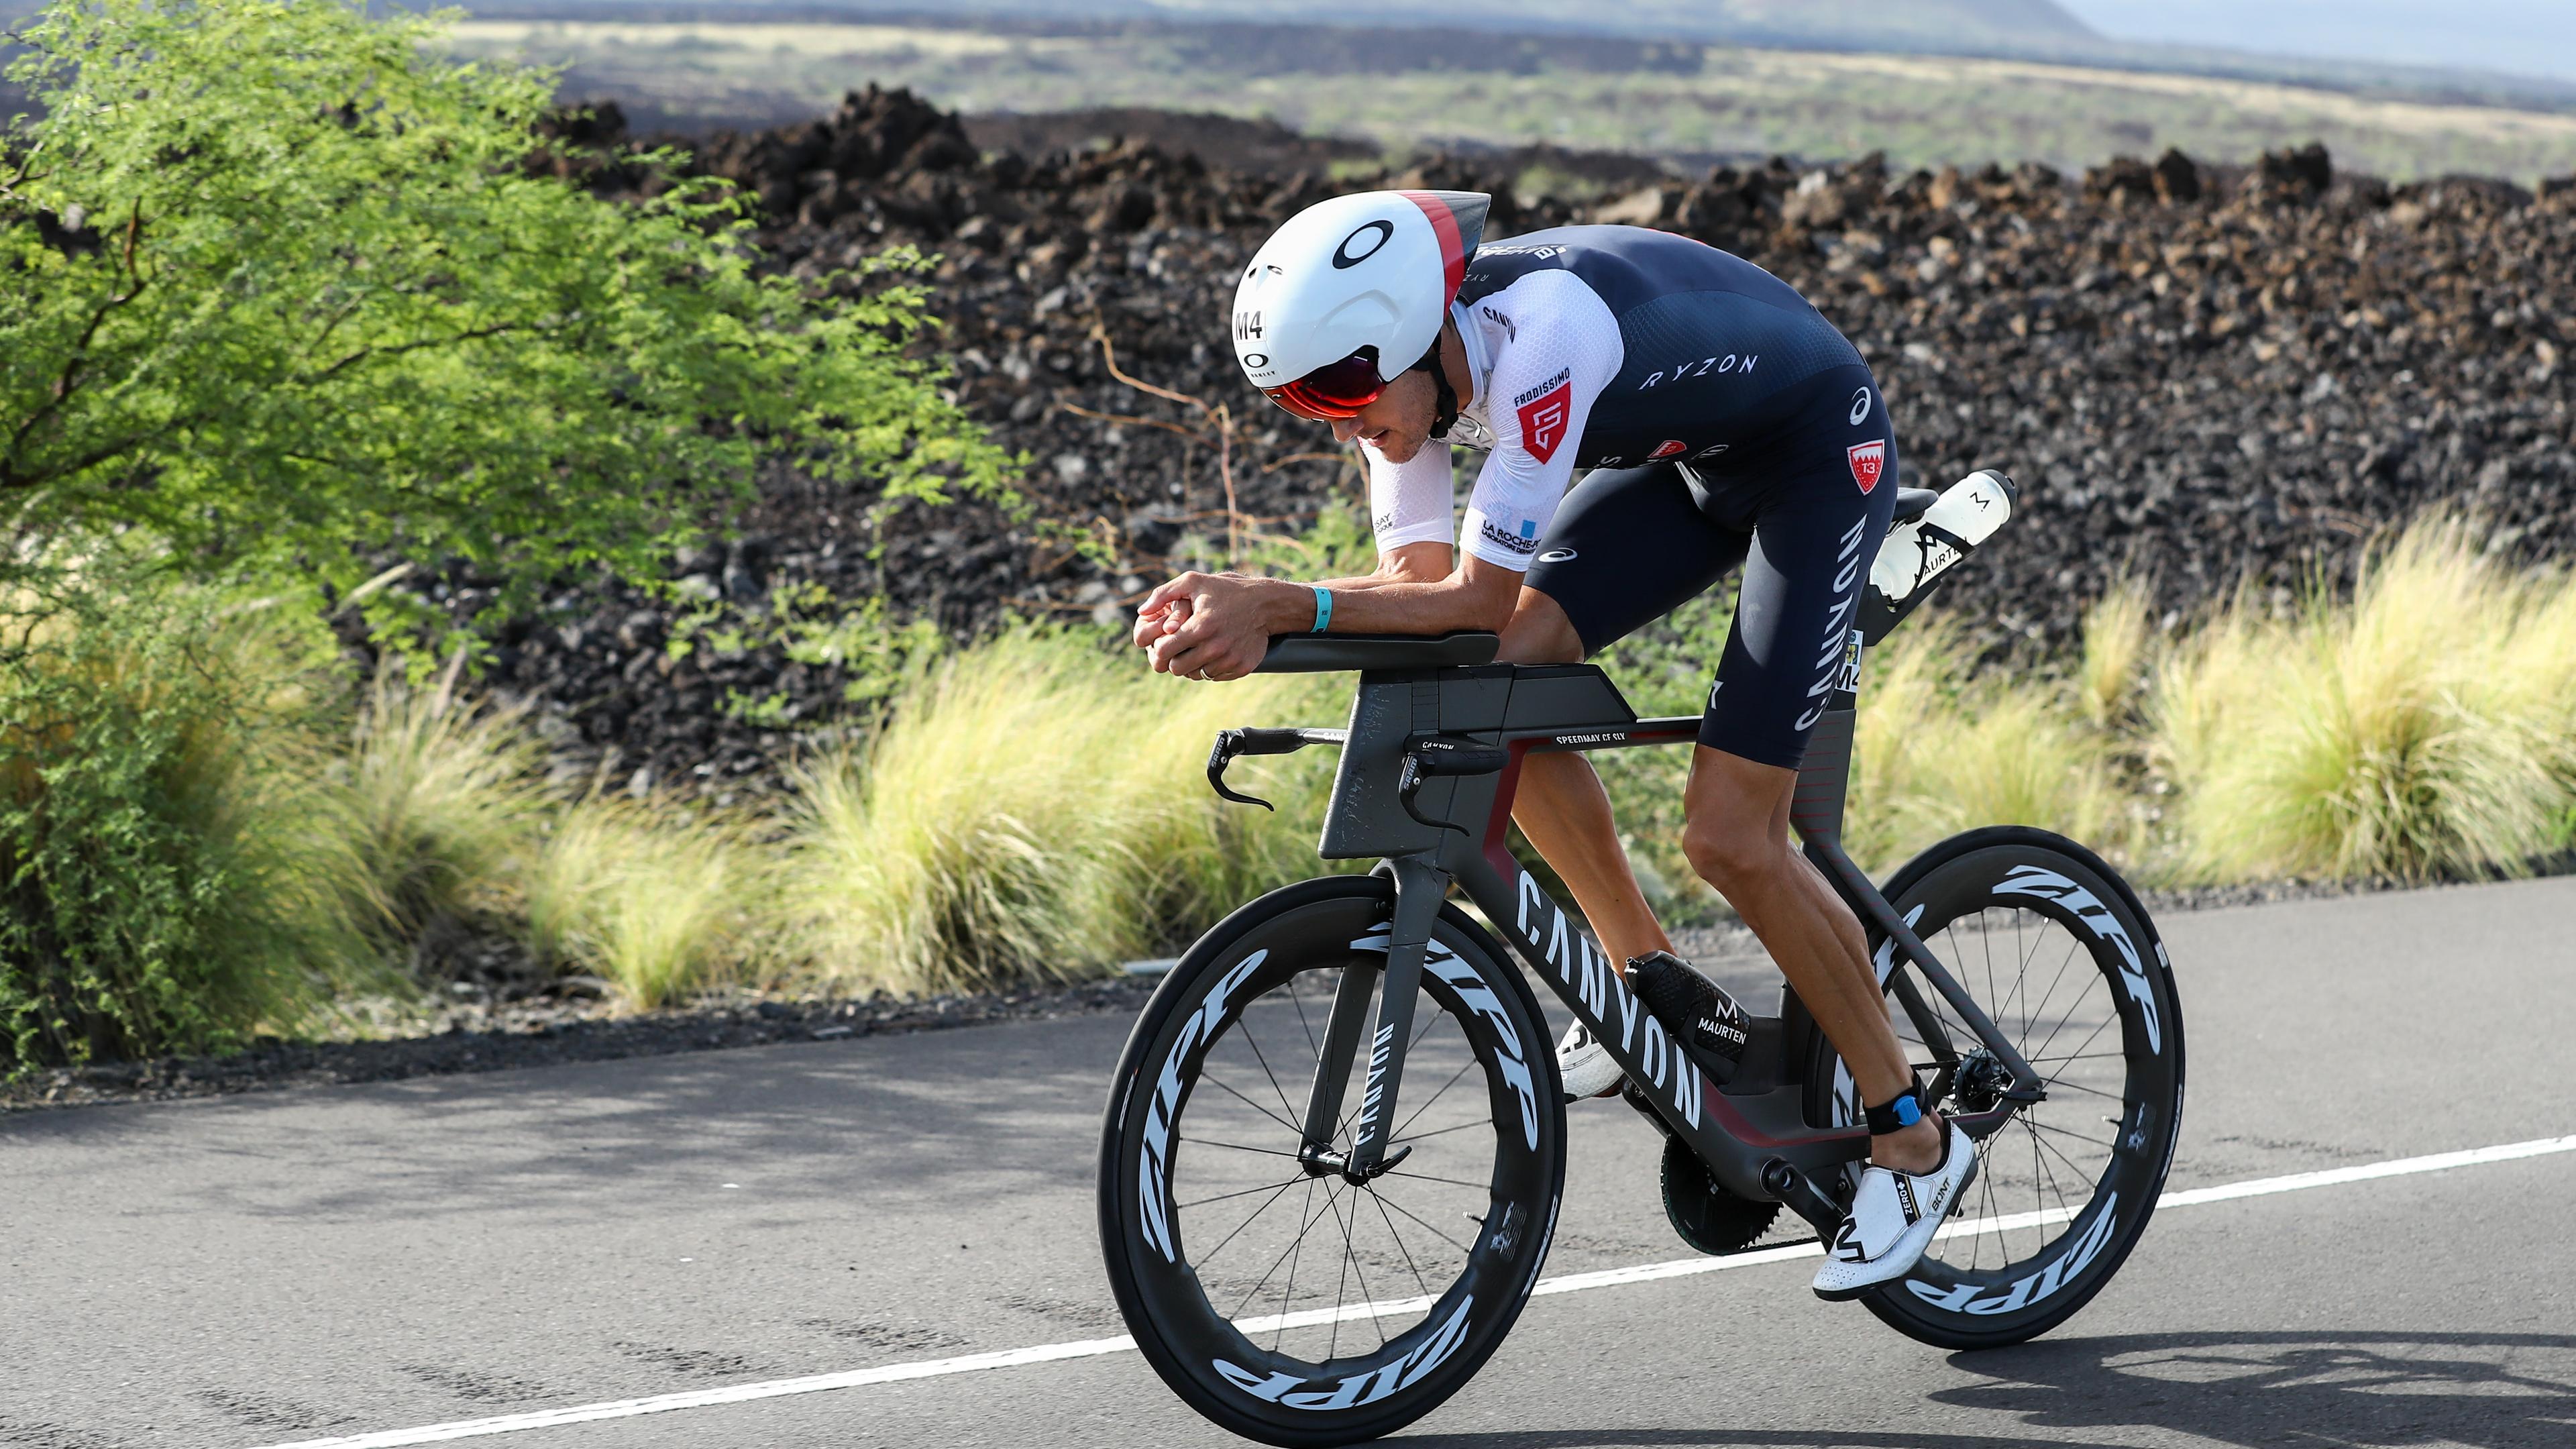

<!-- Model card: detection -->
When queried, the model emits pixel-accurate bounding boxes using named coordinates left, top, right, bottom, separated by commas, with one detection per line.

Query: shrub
left=783, top=630, right=1338, bottom=996
left=523, top=794, right=759, bottom=1009
left=0, top=582, right=366, bottom=1071
left=2149, top=518, right=2566, bottom=883
left=2078, top=579, right=2155, bottom=730
left=1847, top=616, right=2131, bottom=873
left=334, top=661, right=547, bottom=945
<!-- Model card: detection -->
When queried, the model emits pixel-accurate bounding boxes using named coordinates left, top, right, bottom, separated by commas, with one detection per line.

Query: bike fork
left=1297, top=855, right=1445, bottom=1183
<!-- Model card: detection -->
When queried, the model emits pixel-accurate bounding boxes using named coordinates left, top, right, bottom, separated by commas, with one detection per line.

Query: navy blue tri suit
left=1365, top=224, right=1898, bottom=768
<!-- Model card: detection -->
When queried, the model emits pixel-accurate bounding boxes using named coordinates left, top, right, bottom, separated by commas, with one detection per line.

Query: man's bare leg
left=1680, top=746, right=1943, bottom=1174
left=1497, top=588, right=1672, bottom=969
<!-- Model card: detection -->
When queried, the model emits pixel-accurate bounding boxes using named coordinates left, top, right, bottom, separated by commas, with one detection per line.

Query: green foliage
left=1849, top=616, right=2133, bottom=873
left=667, top=580, right=948, bottom=722
left=524, top=792, right=758, bottom=1008
left=334, top=660, right=547, bottom=943
left=0, top=0, right=1016, bottom=635
left=0, top=575, right=368, bottom=1071
left=780, top=628, right=1341, bottom=996
left=2149, top=518, right=2570, bottom=884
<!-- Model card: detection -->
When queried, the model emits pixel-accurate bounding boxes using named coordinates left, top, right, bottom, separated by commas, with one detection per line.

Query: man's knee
left=1681, top=814, right=1792, bottom=896
left=1498, top=587, right=1583, bottom=664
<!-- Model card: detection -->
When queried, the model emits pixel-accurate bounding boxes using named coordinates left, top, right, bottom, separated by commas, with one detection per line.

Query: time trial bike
left=1096, top=474, right=2186, bottom=1446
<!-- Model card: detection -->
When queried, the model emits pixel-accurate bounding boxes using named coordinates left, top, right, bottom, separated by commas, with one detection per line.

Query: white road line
left=254, top=1132, right=2576, bottom=1449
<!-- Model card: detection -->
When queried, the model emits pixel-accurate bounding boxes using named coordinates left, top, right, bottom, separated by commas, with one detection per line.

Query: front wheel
left=1807, top=828, right=2186, bottom=1349
left=1099, top=877, right=1567, bottom=1447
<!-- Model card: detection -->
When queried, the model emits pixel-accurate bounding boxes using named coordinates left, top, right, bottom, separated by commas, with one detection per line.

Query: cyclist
left=1132, top=189, right=1972, bottom=1297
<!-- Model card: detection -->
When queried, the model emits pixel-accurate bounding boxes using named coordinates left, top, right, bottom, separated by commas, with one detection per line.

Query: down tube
left=1447, top=851, right=1863, bottom=1199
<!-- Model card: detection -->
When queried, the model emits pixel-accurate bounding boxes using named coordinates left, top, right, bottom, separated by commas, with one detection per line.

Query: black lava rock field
left=478, top=88, right=2574, bottom=792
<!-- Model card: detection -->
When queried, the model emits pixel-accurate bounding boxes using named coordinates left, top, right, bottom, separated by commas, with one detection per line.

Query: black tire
left=1805, top=828, right=2185, bottom=1350
left=1099, top=876, right=1567, bottom=1447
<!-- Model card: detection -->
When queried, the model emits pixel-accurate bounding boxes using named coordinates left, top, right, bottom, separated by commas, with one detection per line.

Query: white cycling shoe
left=1554, top=1021, right=1625, bottom=1101
left=1812, top=1120, right=1979, bottom=1301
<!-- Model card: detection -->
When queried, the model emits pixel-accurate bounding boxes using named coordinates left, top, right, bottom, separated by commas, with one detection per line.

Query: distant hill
left=513, top=0, right=2106, bottom=54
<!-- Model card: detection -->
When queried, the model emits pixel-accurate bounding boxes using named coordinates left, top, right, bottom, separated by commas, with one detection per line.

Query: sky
left=2055, top=1, right=2576, bottom=84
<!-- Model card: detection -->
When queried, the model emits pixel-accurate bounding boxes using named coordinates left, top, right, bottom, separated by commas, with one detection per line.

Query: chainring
left=1658, top=1132, right=1782, bottom=1255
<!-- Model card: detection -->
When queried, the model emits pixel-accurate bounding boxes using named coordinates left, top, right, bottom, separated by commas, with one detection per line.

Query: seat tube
left=1309, top=855, right=1446, bottom=1175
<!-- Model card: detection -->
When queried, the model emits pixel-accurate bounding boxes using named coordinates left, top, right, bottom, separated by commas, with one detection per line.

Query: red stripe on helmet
left=1401, top=190, right=1468, bottom=304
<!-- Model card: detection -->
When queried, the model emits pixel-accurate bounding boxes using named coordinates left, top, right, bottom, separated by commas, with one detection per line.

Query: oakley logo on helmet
left=1230, top=190, right=1491, bottom=407
left=1332, top=219, right=1395, bottom=269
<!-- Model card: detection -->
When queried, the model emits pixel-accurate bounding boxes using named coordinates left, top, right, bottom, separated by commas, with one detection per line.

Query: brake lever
left=1397, top=734, right=1509, bottom=836
left=1206, top=727, right=1348, bottom=810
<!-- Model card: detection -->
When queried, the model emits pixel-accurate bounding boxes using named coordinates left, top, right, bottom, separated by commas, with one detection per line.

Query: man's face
left=1327, top=369, right=1437, bottom=464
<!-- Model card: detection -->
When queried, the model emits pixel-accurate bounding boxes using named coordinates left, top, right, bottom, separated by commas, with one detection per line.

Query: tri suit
left=1364, top=224, right=1900, bottom=768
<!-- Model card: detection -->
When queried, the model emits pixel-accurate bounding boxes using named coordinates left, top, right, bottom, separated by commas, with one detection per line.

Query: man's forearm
left=1246, top=571, right=1516, bottom=637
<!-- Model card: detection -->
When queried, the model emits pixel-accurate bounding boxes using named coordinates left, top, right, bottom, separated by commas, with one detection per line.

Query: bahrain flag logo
left=1846, top=439, right=1886, bottom=494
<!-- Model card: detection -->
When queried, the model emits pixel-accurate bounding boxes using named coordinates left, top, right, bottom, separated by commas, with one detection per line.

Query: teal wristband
left=1309, top=584, right=1332, bottom=634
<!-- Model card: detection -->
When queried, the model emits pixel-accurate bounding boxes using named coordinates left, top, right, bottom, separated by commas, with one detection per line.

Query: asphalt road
left=6, top=877, right=2575, bottom=1449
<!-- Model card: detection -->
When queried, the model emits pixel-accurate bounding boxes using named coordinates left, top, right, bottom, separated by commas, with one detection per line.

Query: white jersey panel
left=1366, top=444, right=1456, bottom=552
left=1360, top=269, right=1622, bottom=570
left=1456, top=271, right=1622, bottom=570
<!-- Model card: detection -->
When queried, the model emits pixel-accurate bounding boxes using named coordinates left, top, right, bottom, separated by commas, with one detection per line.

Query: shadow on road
left=1403, top=1330, right=2576, bottom=1449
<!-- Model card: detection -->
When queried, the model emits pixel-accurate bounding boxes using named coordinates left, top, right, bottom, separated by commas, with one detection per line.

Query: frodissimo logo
left=1846, top=439, right=1886, bottom=493
left=1515, top=369, right=1574, bottom=462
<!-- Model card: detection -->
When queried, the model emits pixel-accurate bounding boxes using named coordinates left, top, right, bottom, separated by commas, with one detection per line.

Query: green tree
left=0, top=0, right=1014, bottom=631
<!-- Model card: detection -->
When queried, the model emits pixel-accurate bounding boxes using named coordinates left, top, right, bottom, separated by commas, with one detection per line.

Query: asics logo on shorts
left=1848, top=387, right=1872, bottom=426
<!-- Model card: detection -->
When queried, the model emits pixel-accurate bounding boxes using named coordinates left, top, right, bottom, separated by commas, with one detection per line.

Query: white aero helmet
left=1231, top=189, right=1491, bottom=419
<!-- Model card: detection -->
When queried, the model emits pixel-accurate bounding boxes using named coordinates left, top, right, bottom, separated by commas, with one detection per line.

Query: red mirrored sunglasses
left=1261, top=347, right=1389, bottom=421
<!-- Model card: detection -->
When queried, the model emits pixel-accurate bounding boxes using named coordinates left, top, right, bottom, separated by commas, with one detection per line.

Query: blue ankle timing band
left=1863, top=1074, right=1928, bottom=1134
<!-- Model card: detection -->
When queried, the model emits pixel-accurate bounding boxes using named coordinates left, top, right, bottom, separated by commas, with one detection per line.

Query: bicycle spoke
left=2032, top=1008, right=2121, bottom=1079
left=1232, top=1012, right=1305, bottom=1132
left=1366, top=1183, right=1435, bottom=1300
left=1286, top=971, right=1325, bottom=1060
left=1387, top=1057, right=1477, bottom=1144
left=2030, top=1122, right=2107, bottom=1184
left=1380, top=1167, right=1493, bottom=1192
left=1324, top=1184, right=1354, bottom=1360
left=1181, top=1177, right=1308, bottom=1211
left=1369, top=1187, right=1477, bottom=1256
left=2025, top=1116, right=2116, bottom=1148
left=1322, top=1181, right=1385, bottom=1356
left=1229, top=1178, right=1326, bottom=1321
left=1393, top=1118, right=1491, bottom=1147
left=2028, top=963, right=2113, bottom=1066
left=1197, top=1069, right=1304, bottom=1138
left=2025, top=1120, right=2082, bottom=1220
left=2016, top=935, right=2087, bottom=1050
left=1184, top=1135, right=1304, bottom=1161
left=1192, top=1178, right=1302, bottom=1271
